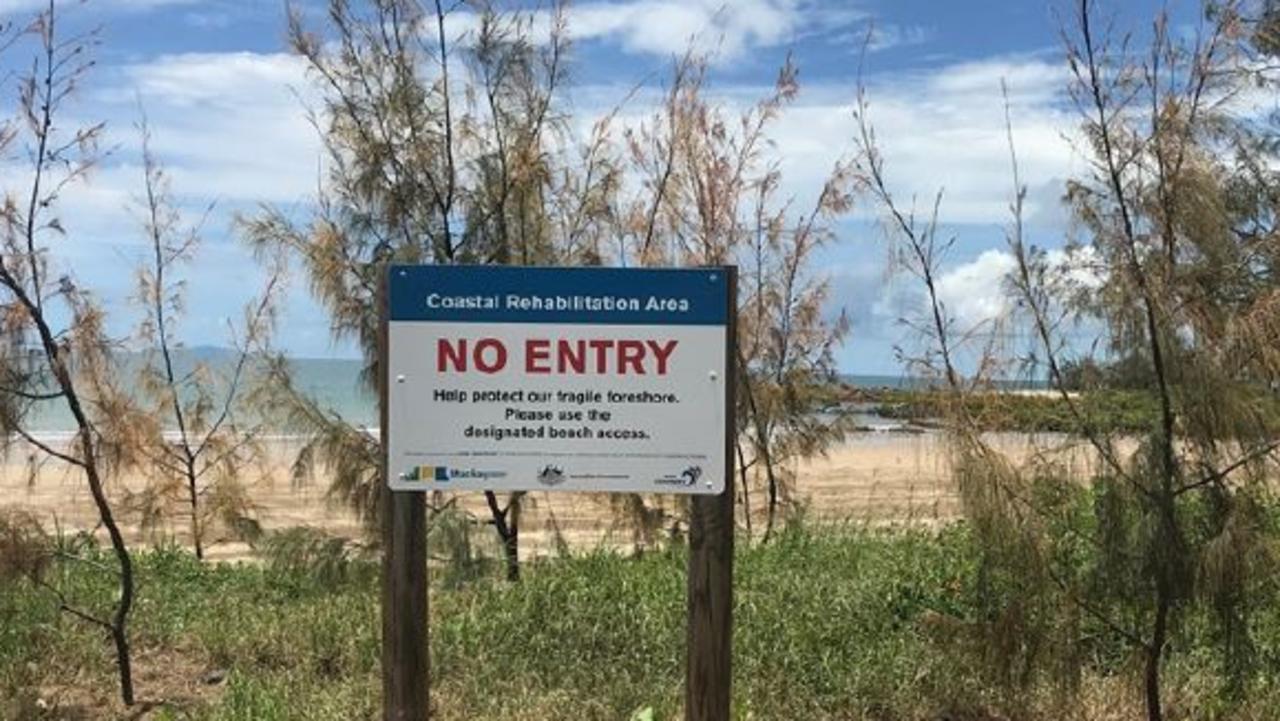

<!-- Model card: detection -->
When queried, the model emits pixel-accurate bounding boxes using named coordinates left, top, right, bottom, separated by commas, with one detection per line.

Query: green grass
left=863, top=386, right=1280, bottom=435
left=868, top=388, right=1164, bottom=433
left=2, top=525, right=1278, bottom=720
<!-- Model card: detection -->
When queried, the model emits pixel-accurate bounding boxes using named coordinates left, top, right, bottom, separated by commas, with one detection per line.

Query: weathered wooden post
left=686, top=265, right=735, bottom=721
left=381, top=271, right=430, bottom=720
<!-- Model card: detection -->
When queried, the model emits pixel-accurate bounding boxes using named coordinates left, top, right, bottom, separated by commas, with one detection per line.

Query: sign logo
left=655, top=465, right=702, bottom=488
left=400, top=465, right=442, bottom=483
left=537, top=465, right=566, bottom=486
left=402, top=465, right=507, bottom=483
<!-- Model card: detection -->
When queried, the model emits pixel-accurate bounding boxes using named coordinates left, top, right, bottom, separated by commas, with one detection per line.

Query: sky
left=0, top=0, right=1214, bottom=375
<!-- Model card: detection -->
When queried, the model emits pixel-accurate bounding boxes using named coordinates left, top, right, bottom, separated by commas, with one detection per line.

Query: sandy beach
left=0, top=431, right=1074, bottom=562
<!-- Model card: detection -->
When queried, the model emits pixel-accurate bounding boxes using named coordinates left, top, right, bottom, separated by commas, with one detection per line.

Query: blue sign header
left=388, top=265, right=730, bottom=325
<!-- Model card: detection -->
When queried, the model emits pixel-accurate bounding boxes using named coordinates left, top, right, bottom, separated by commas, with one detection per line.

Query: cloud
left=101, top=51, right=320, bottom=204
left=0, top=6, right=1088, bottom=365
left=864, top=24, right=933, bottom=52
left=858, top=56, right=1078, bottom=224
left=7, top=50, right=320, bottom=289
left=117, top=51, right=308, bottom=110
left=830, top=22, right=933, bottom=53
left=0, top=49, right=335, bottom=355
left=433, top=0, right=866, bottom=64
left=182, top=11, right=233, bottom=29
left=757, top=54, right=1080, bottom=229
left=576, top=53, right=1078, bottom=231
left=568, top=0, right=803, bottom=59
left=935, top=249, right=1018, bottom=330
left=927, top=245, right=1104, bottom=334
left=101, top=48, right=1083, bottom=359
left=0, top=0, right=199, bottom=14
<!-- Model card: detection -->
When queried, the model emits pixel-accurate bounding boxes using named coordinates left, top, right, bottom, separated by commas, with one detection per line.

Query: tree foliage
left=249, top=0, right=857, bottom=580
left=618, top=53, right=857, bottom=539
left=0, top=0, right=139, bottom=705
left=859, top=2, right=1280, bottom=719
left=125, top=119, right=282, bottom=560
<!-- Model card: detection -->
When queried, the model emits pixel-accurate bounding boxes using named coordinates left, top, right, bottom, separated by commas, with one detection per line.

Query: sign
left=387, top=265, right=730, bottom=494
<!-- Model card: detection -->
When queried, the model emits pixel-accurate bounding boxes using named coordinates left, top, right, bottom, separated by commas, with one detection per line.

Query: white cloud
left=474, top=0, right=916, bottom=62
left=858, top=56, right=1078, bottom=225
left=434, top=0, right=865, bottom=64
left=103, top=51, right=320, bottom=204
left=571, top=54, right=1078, bottom=230
left=925, top=245, right=1104, bottom=335
left=117, top=51, right=309, bottom=109
left=568, top=0, right=802, bottom=59
left=0, top=49, right=333, bottom=355
left=752, top=54, right=1080, bottom=228
left=865, top=24, right=933, bottom=52
left=830, top=22, right=933, bottom=53
left=0, top=0, right=199, bottom=14
left=935, top=249, right=1018, bottom=330
left=0, top=18, right=1089, bottom=363
left=100, top=49, right=1083, bottom=358
left=183, top=10, right=231, bottom=29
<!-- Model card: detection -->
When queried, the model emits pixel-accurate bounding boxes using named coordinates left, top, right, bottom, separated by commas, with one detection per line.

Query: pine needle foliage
left=0, top=510, right=51, bottom=584
left=247, top=0, right=858, bottom=578
left=245, top=0, right=587, bottom=580
left=0, top=0, right=140, bottom=706
left=603, top=52, right=859, bottom=541
left=857, top=3, right=1280, bottom=720
left=254, top=526, right=375, bottom=587
left=126, top=118, right=283, bottom=560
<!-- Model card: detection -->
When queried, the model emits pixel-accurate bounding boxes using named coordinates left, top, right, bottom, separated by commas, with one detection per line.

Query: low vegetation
left=859, top=387, right=1280, bottom=435
left=4, top=519, right=1280, bottom=720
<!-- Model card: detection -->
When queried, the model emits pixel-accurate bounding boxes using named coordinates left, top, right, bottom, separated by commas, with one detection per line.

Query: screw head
left=396, top=374, right=406, bottom=383
left=708, top=370, right=719, bottom=381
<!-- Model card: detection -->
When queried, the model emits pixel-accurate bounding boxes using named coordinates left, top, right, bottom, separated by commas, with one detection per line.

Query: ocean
left=14, top=349, right=954, bottom=434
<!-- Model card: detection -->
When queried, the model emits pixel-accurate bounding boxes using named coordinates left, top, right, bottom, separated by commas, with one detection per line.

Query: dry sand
left=0, top=432, right=1074, bottom=562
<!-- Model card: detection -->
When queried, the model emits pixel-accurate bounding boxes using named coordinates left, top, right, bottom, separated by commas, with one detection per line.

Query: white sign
left=386, top=265, right=730, bottom=494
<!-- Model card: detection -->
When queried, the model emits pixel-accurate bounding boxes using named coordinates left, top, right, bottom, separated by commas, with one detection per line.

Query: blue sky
left=0, top=0, right=1211, bottom=374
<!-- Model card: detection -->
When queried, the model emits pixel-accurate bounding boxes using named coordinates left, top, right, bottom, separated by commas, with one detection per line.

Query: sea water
left=15, top=350, right=956, bottom=438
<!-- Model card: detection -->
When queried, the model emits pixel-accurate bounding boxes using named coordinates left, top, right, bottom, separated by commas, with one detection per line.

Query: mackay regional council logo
left=401, top=465, right=508, bottom=484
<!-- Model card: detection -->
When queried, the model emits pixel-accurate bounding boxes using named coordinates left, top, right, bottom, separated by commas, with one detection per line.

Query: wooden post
left=381, top=271, right=430, bottom=720
left=685, top=265, right=736, bottom=721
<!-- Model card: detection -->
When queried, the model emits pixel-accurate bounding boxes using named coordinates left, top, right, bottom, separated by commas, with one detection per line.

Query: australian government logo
left=402, top=465, right=508, bottom=483
left=654, top=465, right=702, bottom=488
left=537, top=465, right=566, bottom=487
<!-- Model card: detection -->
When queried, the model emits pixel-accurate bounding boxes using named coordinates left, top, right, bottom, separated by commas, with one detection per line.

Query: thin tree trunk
left=764, top=467, right=779, bottom=542
left=735, top=440, right=752, bottom=538
left=187, top=463, right=203, bottom=561
left=505, top=512, right=519, bottom=583
left=484, top=490, right=520, bottom=582
left=1146, top=583, right=1171, bottom=721
left=45, top=319, right=135, bottom=705
left=111, top=625, right=134, bottom=707
left=83, top=455, right=135, bottom=706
